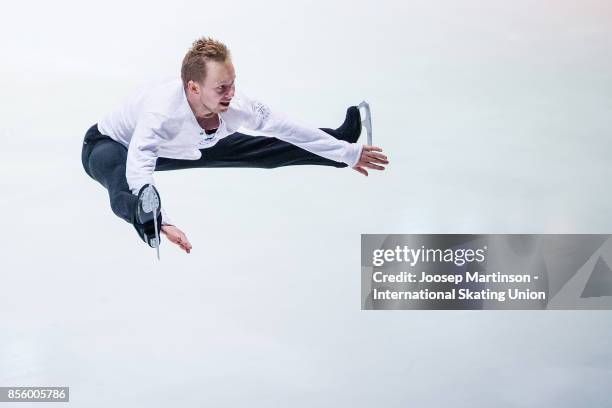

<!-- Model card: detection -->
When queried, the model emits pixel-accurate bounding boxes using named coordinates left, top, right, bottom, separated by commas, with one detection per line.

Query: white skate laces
left=358, top=101, right=372, bottom=145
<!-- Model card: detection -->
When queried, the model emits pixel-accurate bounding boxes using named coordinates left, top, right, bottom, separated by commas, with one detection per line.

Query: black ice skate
left=334, top=101, right=372, bottom=144
left=133, top=184, right=162, bottom=259
left=335, top=106, right=362, bottom=143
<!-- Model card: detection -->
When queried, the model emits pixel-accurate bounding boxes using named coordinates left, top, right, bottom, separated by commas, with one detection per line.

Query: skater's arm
left=126, top=112, right=175, bottom=226
left=241, top=96, right=362, bottom=167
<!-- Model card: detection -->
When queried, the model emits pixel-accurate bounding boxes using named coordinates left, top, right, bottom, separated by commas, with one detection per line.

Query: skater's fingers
left=367, top=159, right=389, bottom=166
left=364, top=155, right=389, bottom=164
left=362, top=162, right=386, bottom=171
left=175, top=238, right=192, bottom=253
left=366, top=152, right=388, bottom=161
left=352, top=166, right=369, bottom=177
left=363, top=145, right=383, bottom=153
left=179, top=234, right=192, bottom=251
left=169, top=233, right=192, bottom=253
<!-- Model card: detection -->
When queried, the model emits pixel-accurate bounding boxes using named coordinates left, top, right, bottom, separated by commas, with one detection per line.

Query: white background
left=1, top=0, right=611, bottom=406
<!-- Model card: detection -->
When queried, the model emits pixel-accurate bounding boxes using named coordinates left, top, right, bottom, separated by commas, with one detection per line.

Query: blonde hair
left=181, top=37, right=231, bottom=89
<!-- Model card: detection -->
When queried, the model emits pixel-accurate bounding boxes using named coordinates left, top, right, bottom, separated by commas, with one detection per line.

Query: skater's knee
left=89, top=141, right=127, bottom=167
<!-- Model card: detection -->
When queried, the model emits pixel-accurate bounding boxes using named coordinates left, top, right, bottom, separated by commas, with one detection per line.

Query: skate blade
left=152, top=238, right=160, bottom=260
left=358, top=101, right=372, bottom=145
left=153, top=207, right=160, bottom=261
left=143, top=235, right=161, bottom=260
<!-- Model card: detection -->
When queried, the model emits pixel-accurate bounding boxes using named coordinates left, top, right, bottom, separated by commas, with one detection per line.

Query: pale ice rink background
left=1, top=0, right=612, bottom=406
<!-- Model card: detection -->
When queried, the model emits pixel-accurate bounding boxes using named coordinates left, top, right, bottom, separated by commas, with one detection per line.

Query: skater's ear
left=186, top=80, right=201, bottom=95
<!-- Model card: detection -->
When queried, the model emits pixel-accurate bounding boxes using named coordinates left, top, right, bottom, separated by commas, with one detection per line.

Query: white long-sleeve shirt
left=97, top=78, right=363, bottom=226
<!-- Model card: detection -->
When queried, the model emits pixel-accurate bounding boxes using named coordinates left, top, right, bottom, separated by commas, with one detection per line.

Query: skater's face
left=189, top=59, right=236, bottom=115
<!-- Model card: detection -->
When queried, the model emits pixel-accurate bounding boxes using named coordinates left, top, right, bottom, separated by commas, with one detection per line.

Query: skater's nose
left=226, top=83, right=235, bottom=99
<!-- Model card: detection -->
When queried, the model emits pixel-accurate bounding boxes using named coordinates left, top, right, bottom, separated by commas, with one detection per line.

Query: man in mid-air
left=81, top=37, right=389, bottom=257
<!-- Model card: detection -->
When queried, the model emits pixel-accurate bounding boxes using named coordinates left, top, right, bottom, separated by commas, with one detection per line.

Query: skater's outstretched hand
left=161, top=225, right=192, bottom=254
left=352, top=145, right=389, bottom=176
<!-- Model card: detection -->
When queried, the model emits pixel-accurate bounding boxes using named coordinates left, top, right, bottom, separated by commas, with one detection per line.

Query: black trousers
left=81, top=124, right=347, bottom=225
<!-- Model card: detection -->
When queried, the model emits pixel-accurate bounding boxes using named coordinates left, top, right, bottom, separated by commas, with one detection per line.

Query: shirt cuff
left=349, top=143, right=364, bottom=167
left=161, top=207, right=174, bottom=226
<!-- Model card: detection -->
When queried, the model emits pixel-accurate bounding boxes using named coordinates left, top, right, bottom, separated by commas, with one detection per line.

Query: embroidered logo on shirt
left=253, top=101, right=270, bottom=122
left=198, top=133, right=216, bottom=146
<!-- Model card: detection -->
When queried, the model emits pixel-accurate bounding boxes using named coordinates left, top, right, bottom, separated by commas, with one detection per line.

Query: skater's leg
left=321, top=106, right=362, bottom=143
left=155, top=129, right=349, bottom=171
left=82, top=130, right=137, bottom=224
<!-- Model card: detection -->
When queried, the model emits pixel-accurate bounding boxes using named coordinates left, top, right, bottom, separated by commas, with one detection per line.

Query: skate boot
left=335, top=106, right=362, bottom=143
left=133, top=184, right=162, bottom=259
left=330, top=102, right=372, bottom=144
